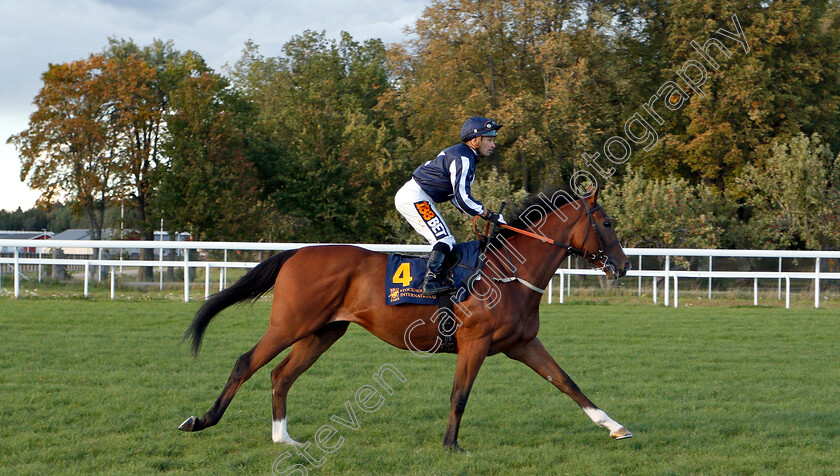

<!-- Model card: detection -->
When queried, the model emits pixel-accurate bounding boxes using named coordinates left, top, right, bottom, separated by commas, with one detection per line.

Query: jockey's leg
left=422, top=241, right=455, bottom=295
left=394, top=179, right=457, bottom=295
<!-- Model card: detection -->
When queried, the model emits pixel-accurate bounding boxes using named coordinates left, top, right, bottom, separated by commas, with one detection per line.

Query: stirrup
left=422, top=275, right=455, bottom=295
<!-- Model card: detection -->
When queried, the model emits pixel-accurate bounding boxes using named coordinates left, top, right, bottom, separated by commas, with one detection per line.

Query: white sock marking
left=272, top=417, right=300, bottom=445
left=583, top=407, right=623, bottom=433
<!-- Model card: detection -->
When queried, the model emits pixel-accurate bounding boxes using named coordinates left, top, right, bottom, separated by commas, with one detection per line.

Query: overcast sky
left=0, top=0, right=426, bottom=213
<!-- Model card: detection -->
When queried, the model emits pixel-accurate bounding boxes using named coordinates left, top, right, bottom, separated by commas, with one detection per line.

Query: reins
left=473, top=198, right=622, bottom=294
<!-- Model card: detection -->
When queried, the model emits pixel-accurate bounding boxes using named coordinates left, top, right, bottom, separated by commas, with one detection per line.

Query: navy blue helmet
left=460, top=116, right=502, bottom=142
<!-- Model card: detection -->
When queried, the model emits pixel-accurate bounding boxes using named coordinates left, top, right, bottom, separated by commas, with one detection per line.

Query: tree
left=103, top=38, right=210, bottom=278
left=8, top=54, right=117, bottom=240
left=737, top=133, right=840, bottom=250
left=156, top=72, right=265, bottom=241
left=226, top=32, right=403, bottom=242
left=602, top=0, right=840, bottom=190
left=600, top=167, right=739, bottom=250
left=386, top=0, right=642, bottom=193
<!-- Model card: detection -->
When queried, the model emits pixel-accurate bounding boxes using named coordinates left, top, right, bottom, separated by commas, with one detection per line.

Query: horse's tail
left=185, top=249, right=299, bottom=356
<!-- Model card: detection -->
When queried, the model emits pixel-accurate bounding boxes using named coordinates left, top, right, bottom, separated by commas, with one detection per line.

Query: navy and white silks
left=394, top=143, right=484, bottom=249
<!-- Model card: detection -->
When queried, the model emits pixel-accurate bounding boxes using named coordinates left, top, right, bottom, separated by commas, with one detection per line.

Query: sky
left=0, top=0, right=427, bottom=213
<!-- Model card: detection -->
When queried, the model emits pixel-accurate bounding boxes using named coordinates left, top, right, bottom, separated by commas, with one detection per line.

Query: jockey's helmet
left=460, top=116, right=503, bottom=142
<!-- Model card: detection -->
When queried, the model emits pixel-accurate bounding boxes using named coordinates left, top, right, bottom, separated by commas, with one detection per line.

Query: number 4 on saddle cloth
left=386, top=241, right=483, bottom=305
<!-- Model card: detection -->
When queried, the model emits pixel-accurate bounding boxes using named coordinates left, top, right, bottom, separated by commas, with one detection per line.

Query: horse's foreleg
left=504, top=337, right=632, bottom=440
left=443, top=338, right=491, bottom=451
left=270, top=322, right=349, bottom=444
left=179, top=326, right=293, bottom=432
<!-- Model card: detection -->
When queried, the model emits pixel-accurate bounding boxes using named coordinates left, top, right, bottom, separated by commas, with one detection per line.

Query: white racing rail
left=548, top=248, right=840, bottom=309
left=1, top=240, right=839, bottom=307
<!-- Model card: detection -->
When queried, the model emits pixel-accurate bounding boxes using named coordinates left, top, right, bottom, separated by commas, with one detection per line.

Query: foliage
left=226, top=32, right=406, bottom=242
left=8, top=54, right=118, bottom=240
left=737, top=133, right=840, bottom=250
left=606, top=0, right=840, bottom=188
left=7, top=2, right=840, bottom=249
left=387, top=0, right=637, bottom=191
left=600, top=167, right=740, bottom=250
left=0, top=202, right=81, bottom=233
left=155, top=72, right=266, bottom=241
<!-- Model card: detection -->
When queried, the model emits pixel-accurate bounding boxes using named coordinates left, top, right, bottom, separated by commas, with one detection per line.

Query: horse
left=178, top=187, right=633, bottom=450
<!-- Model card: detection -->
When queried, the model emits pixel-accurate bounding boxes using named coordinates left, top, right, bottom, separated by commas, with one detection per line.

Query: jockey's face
left=469, top=136, right=496, bottom=158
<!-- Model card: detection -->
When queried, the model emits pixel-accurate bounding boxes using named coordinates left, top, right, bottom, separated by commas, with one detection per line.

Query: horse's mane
left=489, top=186, right=583, bottom=241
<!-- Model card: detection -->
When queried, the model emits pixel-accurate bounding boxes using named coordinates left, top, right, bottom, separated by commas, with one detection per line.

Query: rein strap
left=498, top=223, right=589, bottom=258
left=489, top=276, right=546, bottom=294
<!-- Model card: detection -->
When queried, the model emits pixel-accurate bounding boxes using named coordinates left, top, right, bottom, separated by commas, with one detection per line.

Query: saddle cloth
left=385, top=240, right=483, bottom=305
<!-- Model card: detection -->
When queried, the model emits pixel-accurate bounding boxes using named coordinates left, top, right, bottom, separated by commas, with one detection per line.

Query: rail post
left=785, top=275, right=790, bottom=309
left=815, top=257, right=821, bottom=309
left=638, top=255, right=642, bottom=296
left=664, top=255, right=671, bottom=307
left=205, top=263, right=211, bottom=300
left=547, top=277, right=553, bottom=304
left=14, top=246, right=20, bottom=298
left=559, top=271, right=565, bottom=304
left=184, top=247, right=190, bottom=303
left=778, top=257, right=783, bottom=300
left=708, top=256, right=713, bottom=300
left=673, top=274, right=679, bottom=308
left=84, top=262, right=90, bottom=297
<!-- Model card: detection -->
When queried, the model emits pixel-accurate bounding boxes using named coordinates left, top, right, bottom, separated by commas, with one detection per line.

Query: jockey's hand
left=482, top=209, right=506, bottom=225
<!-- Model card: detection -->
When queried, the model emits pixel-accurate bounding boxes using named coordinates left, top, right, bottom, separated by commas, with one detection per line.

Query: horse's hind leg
left=504, top=337, right=632, bottom=440
left=179, top=325, right=294, bottom=432
left=271, top=322, right=349, bottom=444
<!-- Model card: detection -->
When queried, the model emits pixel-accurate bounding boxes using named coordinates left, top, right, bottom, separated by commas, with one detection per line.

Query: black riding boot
left=422, top=250, right=455, bottom=295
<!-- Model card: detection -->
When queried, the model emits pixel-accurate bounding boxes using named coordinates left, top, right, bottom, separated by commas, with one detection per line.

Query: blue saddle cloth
left=385, top=240, right=483, bottom=305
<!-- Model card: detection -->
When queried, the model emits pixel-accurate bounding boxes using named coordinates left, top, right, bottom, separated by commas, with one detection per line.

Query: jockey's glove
left=483, top=210, right=506, bottom=225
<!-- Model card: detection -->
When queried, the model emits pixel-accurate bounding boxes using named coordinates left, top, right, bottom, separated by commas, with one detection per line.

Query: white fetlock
left=583, top=407, right=631, bottom=439
left=272, top=418, right=300, bottom=445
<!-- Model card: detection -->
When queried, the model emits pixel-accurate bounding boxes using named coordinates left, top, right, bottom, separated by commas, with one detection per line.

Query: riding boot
left=422, top=250, right=455, bottom=295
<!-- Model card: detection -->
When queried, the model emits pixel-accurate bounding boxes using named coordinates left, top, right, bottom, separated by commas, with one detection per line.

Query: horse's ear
left=585, top=184, right=600, bottom=203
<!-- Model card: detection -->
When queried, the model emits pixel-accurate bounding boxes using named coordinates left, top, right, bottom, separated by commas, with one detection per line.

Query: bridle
left=496, top=198, right=621, bottom=275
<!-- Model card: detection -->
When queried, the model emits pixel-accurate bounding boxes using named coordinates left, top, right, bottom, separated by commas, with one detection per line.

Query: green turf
left=0, top=298, right=838, bottom=475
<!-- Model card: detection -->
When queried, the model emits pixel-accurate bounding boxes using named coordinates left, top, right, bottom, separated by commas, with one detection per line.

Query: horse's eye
left=603, top=221, right=611, bottom=228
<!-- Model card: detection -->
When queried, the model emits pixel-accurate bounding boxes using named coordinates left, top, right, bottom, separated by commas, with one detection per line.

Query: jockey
left=395, top=116, right=507, bottom=295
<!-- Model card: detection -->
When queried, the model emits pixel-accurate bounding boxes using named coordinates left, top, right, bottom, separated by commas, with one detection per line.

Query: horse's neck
left=492, top=209, right=578, bottom=289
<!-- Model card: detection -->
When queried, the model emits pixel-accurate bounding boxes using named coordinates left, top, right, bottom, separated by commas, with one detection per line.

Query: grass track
left=1, top=298, right=838, bottom=475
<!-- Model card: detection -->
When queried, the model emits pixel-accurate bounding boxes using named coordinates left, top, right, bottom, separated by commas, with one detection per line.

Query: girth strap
left=436, top=294, right=457, bottom=353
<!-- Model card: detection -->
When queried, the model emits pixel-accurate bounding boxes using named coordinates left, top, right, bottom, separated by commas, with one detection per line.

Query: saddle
left=385, top=240, right=482, bottom=306
left=385, top=240, right=485, bottom=354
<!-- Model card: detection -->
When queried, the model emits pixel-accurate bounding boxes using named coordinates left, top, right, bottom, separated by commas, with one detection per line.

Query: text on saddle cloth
left=385, top=240, right=483, bottom=305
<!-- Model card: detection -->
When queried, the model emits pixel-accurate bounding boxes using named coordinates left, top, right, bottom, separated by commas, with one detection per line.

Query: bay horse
left=179, top=187, right=633, bottom=450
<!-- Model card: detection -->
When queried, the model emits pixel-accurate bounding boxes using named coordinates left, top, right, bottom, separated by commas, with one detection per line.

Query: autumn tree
left=102, top=39, right=211, bottom=278
left=385, top=0, right=642, bottom=193
left=600, top=0, right=840, bottom=188
left=8, top=54, right=117, bottom=240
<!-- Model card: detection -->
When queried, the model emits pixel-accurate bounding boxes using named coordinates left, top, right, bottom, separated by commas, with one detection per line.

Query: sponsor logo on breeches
left=414, top=201, right=448, bottom=240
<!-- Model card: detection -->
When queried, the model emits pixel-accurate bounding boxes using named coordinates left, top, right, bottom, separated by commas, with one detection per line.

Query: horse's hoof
left=610, top=427, right=633, bottom=440
left=274, top=437, right=301, bottom=446
left=179, top=416, right=199, bottom=432
left=444, top=443, right=470, bottom=454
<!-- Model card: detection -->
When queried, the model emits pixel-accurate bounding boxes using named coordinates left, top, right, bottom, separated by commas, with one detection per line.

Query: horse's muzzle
left=616, top=261, right=631, bottom=279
